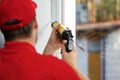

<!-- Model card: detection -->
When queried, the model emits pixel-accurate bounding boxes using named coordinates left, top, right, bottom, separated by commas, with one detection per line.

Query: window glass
left=76, top=0, right=120, bottom=24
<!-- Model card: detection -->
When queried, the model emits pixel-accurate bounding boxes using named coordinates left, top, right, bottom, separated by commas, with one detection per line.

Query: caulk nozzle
left=51, top=21, right=59, bottom=27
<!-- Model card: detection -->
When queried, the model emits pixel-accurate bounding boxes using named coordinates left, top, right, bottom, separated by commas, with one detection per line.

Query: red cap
left=0, top=0, right=37, bottom=30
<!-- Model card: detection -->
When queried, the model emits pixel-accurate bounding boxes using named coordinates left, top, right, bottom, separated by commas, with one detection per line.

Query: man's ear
left=33, top=18, right=38, bottom=29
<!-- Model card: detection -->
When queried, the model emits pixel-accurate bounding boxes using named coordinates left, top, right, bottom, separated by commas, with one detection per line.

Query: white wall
left=35, top=0, right=52, bottom=53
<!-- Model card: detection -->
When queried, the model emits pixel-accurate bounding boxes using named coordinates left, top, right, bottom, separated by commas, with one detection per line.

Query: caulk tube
left=52, top=21, right=73, bottom=52
left=52, top=21, right=65, bottom=38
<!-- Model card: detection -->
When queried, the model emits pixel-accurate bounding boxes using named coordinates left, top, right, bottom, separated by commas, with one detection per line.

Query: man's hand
left=61, top=44, right=78, bottom=68
left=61, top=44, right=89, bottom=80
left=43, top=26, right=63, bottom=55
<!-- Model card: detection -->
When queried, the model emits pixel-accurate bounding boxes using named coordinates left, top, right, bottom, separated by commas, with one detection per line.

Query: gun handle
left=65, top=37, right=73, bottom=52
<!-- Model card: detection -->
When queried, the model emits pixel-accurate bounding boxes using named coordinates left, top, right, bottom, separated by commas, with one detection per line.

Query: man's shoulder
left=35, top=54, right=62, bottom=64
left=34, top=54, right=70, bottom=69
left=36, top=54, right=72, bottom=71
left=38, top=55, right=80, bottom=80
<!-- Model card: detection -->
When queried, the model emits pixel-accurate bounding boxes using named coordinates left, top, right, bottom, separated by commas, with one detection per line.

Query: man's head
left=0, top=0, right=38, bottom=43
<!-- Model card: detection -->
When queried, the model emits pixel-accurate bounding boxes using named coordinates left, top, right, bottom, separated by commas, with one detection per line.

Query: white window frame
left=51, top=0, right=76, bottom=58
left=51, top=0, right=76, bottom=39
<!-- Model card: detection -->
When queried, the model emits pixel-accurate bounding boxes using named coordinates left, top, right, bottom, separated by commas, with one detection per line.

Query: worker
left=0, top=0, right=89, bottom=80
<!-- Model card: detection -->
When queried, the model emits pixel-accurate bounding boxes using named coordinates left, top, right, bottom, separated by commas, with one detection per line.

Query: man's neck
left=13, top=38, right=35, bottom=47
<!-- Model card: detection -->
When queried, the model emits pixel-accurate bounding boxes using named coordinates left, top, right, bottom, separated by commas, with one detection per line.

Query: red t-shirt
left=0, top=42, right=80, bottom=80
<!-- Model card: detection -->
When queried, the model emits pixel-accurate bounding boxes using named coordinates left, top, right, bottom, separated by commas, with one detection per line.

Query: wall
left=35, top=0, right=52, bottom=53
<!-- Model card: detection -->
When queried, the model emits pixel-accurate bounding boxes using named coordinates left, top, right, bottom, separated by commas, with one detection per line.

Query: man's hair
left=2, top=19, right=34, bottom=41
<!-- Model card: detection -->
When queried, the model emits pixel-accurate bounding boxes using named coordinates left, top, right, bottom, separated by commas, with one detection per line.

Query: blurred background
left=76, top=0, right=120, bottom=80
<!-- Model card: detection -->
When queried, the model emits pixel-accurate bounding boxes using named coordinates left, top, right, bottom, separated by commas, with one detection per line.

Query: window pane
left=76, top=0, right=120, bottom=24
